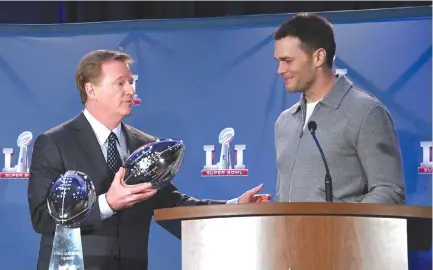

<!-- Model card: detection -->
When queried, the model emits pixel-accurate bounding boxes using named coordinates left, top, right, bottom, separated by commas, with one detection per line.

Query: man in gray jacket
left=273, top=13, right=405, bottom=204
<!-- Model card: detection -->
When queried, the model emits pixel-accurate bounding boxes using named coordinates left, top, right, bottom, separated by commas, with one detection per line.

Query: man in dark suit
left=27, top=50, right=270, bottom=270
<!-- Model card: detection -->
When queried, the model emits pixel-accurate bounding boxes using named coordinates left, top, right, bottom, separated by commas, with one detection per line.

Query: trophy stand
left=49, top=225, right=84, bottom=270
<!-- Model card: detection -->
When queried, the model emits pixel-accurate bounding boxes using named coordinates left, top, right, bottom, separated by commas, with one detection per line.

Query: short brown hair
left=275, top=13, right=335, bottom=68
left=75, top=50, right=133, bottom=104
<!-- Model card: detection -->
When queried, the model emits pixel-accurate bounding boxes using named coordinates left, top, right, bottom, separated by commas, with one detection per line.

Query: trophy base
left=49, top=224, right=85, bottom=270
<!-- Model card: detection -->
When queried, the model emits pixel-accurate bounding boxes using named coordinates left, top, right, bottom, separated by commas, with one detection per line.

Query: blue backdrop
left=0, top=6, right=431, bottom=270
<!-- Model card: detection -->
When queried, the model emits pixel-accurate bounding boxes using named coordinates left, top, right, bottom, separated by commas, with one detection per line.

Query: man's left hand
left=238, top=183, right=271, bottom=204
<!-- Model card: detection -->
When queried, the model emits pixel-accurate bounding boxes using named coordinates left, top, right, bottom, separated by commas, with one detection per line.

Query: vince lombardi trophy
left=16, top=131, right=33, bottom=172
left=217, top=128, right=235, bottom=169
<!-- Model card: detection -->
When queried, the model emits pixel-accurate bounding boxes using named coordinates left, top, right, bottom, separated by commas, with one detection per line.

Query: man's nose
left=126, top=84, right=135, bottom=95
left=277, top=63, right=283, bottom=75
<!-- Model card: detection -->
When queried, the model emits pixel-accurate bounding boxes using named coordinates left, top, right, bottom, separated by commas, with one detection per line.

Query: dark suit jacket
left=27, top=112, right=226, bottom=270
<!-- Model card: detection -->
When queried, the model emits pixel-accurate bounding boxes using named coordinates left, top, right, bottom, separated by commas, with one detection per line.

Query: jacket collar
left=289, top=74, right=353, bottom=115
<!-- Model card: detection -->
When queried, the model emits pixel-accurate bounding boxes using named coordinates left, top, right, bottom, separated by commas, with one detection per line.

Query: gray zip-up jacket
left=275, top=75, right=405, bottom=204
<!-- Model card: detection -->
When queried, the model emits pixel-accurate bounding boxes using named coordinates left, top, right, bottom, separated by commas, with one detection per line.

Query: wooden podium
left=154, top=202, right=432, bottom=270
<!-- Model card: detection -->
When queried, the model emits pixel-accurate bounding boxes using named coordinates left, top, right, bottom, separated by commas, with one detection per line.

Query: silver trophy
left=46, top=170, right=96, bottom=270
left=123, top=138, right=185, bottom=189
left=16, top=131, right=33, bottom=173
left=217, top=128, right=235, bottom=169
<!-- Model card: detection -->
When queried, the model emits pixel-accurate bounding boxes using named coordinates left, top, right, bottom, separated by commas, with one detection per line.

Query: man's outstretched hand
left=238, top=184, right=271, bottom=204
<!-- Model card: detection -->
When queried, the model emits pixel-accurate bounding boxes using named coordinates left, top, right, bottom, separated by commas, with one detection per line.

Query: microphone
left=307, top=121, right=333, bottom=202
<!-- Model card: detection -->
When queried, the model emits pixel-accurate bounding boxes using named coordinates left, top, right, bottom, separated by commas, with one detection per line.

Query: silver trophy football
left=123, top=138, right=185, bottom=189
left=46, top=170, right=96, bottom=270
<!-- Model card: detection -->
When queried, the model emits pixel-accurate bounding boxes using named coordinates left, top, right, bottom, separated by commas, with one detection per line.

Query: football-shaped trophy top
left=17, top=131, right=33, bottom=147
left=122, top=138, right=185, bottom=189
left=46, top=170, right=96, bottom=227
left=218, top=127, right=235, bottom=144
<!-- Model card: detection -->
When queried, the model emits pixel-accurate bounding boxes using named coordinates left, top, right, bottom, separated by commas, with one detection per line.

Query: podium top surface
left=154, top=202, right=432, bottom=222
left=154, top=203, right=432, bottom=251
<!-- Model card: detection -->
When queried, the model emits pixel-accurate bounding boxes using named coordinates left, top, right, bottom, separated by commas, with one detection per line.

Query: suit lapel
left=70, top=113, right=153, bottom=184
left=71, top=113, right=111, bottom=184
left=122, top=124, right=143, bottom=155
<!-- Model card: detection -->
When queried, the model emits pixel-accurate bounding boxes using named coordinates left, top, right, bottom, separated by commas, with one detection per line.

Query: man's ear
left=85, top=82, right=97, bottom=101
left=313, top=48, right=327, bottom=68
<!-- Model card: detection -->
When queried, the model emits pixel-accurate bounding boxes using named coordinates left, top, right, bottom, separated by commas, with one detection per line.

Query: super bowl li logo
left=1, top=131, right=33, bottom=179
left=201, top=127, right=248, bottom=177
left=418, top=141, right=433, bottom=174
left=131, top=74, right=141, bottom=106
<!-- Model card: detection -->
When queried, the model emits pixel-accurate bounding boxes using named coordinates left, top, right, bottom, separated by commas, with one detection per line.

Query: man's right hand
left=106, top=167, right=157, bottom=211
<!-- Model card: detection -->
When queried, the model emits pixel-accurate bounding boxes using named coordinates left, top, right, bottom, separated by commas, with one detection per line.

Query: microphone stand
left=308, top=121, right=333, bottom=202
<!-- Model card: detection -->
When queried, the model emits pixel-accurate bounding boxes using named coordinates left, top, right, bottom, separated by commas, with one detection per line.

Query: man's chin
left=285, top=87, right=302, bottom=93
left=123, top=110, right=132, bottom=117
left=121, top=107, right=133, bottom=117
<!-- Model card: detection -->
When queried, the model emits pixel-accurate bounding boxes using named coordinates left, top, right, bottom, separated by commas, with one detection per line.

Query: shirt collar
left=83, top=108, right=122, bottom=146
left=289, top=74, right=353, bottom=115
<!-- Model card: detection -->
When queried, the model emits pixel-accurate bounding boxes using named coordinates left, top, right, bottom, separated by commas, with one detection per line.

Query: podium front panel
left=181, top=216, right=408, bottom=270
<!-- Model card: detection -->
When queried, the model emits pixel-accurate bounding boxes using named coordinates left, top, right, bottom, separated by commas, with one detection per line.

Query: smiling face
left=85, top=60, right=135, bottom=118
left=274, top=36, right=318, bottom=93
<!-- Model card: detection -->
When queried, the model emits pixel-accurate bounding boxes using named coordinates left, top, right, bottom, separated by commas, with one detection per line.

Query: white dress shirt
left=83, top=109, right=238, bottom=220
left=83, top=109, right=128, bottom=219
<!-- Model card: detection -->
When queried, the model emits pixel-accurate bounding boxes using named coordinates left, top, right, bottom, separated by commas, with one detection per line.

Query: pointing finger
left=249, top=183, right=264, bottom=194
